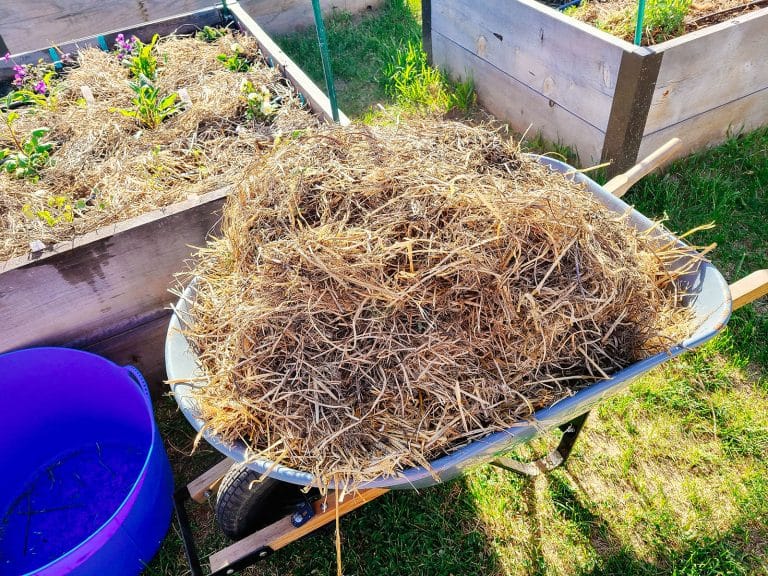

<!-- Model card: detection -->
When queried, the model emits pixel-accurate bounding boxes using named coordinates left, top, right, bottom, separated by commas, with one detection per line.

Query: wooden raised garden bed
left=425, top=0, right=768, bottom=173
left=0, top=2, right=346, bottom=389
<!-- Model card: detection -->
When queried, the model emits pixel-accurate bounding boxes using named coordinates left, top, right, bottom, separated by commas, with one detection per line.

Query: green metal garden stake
left=634, top=0, right=647, bottom=45
left=311, top=0, right=340, bottom=123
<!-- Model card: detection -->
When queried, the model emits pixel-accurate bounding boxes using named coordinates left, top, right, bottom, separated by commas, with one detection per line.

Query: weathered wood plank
left=432, top=31, right=605, bottom=166
left=241, top=0, right=384, bottom=35
left=0, top=187, right=230, bottom=362
left=600, top=49, right=663, bottom=176
left=83, top=311, right=171, bottom=394
left=0, top=0, right=383, bottom=55
left=228, top=1, right=351, bottom=126
left=432, top=0, right=629, bottom=132
left=0, top=7, right=225, bottom=85
left=637, top=85, right=768, bottom=162
left=0, top=0, right=212, bottom=54
left=645, top=8, right=768, bottom=134
left=209, top=488, right=389, bottom=572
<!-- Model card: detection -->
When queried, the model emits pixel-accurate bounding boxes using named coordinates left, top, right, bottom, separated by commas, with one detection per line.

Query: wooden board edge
left=0, top=185, right=231, bottom=274
left=651, top=5, right=768, bottom=52
left=227, top=1, right=351, bottom=126
left=187, top=458, right=236, bottom=503
left=511, top=0, right=641, bottom=52
left=0, top=6, right=225, bottom=76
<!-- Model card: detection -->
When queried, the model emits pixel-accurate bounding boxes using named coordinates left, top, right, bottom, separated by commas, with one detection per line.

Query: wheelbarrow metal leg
left=491, top=412, right=590, bottom=477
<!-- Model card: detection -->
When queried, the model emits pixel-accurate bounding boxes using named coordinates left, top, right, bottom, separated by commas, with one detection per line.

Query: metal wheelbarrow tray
left=165, top=155, right=733, bottom=491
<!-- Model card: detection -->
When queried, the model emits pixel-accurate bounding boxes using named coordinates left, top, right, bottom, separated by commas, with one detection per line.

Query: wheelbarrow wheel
left=215, top=462, right=314, bottom=540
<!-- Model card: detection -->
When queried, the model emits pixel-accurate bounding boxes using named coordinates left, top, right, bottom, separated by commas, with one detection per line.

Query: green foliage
left=195, top=25, right=227, bottom=43
left=114, top=76, right=183, bottom=129
left=0, top=112, right=53, bottom=180
left=240, top=79, right=278, bottom=122
left=642, top=0, right=691, bottom=42
left=567, top=0, right=691, bottom=44
left=383, top=41, right=475, bottom=113
left=130, top=34, right=160, bottom=80
left=217, top=42, right=251, bottom=72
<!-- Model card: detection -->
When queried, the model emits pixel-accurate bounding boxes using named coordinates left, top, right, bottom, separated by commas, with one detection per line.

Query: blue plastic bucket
left=0, top=348, right=173, bottom=575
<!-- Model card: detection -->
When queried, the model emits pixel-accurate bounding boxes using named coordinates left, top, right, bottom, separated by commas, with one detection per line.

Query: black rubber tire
left=215, top=463, right=312, bottom=540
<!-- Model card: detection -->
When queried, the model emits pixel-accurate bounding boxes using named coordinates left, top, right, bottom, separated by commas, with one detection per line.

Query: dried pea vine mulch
left=0, top=30, right=317, bottom=261
left=179, top=118, right=704, bottom=491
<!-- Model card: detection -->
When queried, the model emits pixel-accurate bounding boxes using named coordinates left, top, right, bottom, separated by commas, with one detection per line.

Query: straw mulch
left=0, top=31, right=316, bottom=261
left=179, top=119, right=701, bottom=491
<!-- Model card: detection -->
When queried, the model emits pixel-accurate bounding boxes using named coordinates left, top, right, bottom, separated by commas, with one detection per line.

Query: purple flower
left=12, top=63, right=27, bottom=87
left=3, top=52, right=10, bottom=62
left=33, top=80, right=47, bottom=94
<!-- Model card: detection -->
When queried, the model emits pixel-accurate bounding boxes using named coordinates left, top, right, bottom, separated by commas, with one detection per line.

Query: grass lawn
left=148, top=2, right=767, bottom=574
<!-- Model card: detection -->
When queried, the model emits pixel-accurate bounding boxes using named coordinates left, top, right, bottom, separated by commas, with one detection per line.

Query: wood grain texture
left=432, top=0, right=628, bottom=132
left=645, top=8, right=768, bottom=134
left=229, top=1, right=351, bottom=126
left=0, top=0, right=382, bottom=55
left=600, top=49, right=662, bottom=176
left=0, top=187, right=230, bottom=364
left=209, top=488, right=389, bottom=571
left=187, top=458, right=236, bottom=503
left=730, top=270, right=768, bottom=310
left=637, top=85, right=768, bottom=161
left=432, top=31, right=605, bottom=165
left=242, top=0, right=383, bottom=35
left=83, top=311, right=171, bottom=394
left=0, top=7, right=226, bottom=85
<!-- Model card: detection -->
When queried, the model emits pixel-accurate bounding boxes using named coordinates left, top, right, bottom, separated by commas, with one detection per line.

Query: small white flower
left=247, top=92, right=259, bottom=101
left=230, top=42, right=242, bottom=53
left=260, top=101, right=276, bottom=116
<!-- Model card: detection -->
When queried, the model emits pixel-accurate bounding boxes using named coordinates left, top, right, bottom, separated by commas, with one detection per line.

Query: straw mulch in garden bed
left=0, top=30, right=316, bottom=261
left=179, top=118, right=703, bottom=491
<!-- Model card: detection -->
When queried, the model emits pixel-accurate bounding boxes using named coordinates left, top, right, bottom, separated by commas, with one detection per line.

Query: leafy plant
left=567, top=0, right=691, bottom=44
left=449, top=77, right=476, bottom=113
left=128, top=34, right=160, bottom=80
left=0, top=112, right=53, bottom=180
left=196, top=25, right=227, bottom=43
left=383, top=41, right=475, bottom=114
left=114, top=76, right=183, bottom=129
left=643, top=0, right=691, bottom=42
left=240, top=79, right=278, bottom=122
left=217, top=42, right=251, bottom=72
left=7, top=59, right=60, bottom=110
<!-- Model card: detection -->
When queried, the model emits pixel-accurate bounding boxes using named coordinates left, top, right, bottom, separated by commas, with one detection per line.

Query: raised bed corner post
left=422, top=0, right=433, bottom=64
left=311, top=0, right=340, bottom=123
left=600, top=49, right=664, bottom=177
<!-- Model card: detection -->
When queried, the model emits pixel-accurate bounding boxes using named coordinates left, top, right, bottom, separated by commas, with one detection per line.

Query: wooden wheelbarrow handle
left=603, top=138, right=683, bottom=197
left=730, top=270, right=768, bottom=310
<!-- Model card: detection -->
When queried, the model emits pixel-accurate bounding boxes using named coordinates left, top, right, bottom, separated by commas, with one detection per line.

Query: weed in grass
left=276, top=0, right=422, bottom=116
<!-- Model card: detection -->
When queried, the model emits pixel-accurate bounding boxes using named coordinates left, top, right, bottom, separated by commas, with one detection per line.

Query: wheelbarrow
left=165, top=139, right=768, bottom=576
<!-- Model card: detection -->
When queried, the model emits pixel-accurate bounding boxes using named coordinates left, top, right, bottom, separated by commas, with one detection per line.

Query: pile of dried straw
left=181, top=119, right=699, bottom=490
left=0, top=30, right=316, bottom=260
